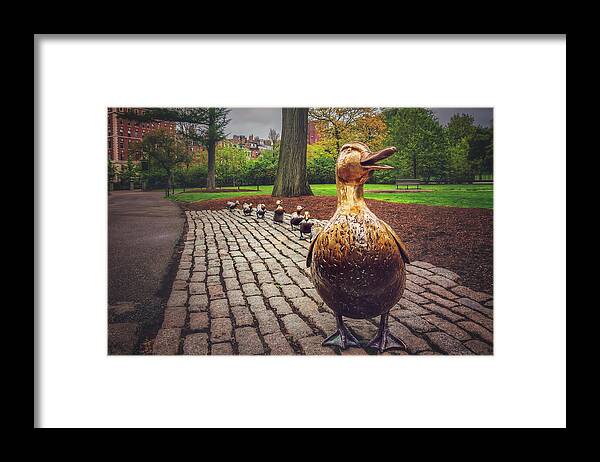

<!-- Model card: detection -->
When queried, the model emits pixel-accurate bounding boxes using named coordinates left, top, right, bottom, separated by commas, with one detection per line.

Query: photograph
left=107, top=107, right=494, bottom=356
left=36, top=34, right=565, bottom=428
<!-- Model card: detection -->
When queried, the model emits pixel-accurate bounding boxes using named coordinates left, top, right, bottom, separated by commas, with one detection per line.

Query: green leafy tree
left=129, top=128, right=192, bottom=196
left=446, top=114, right=477, bottom=145
left=121, top=158, right=140, bottom=186
left=383, top=108, right=445, bottom=182
left=446, top=137, right=471, bottom=182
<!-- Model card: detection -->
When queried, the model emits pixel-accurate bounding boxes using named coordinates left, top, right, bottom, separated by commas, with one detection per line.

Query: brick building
left=107, top=107, right=177, bottom=171
left=307, top=120, right=320, bottom=145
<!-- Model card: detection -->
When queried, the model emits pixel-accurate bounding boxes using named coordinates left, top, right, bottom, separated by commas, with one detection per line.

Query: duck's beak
left=360, top=146, right=397, bottom=170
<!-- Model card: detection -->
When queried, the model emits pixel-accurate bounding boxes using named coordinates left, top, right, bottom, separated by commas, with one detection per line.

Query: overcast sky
left=226, top=107, right=493, bottom=139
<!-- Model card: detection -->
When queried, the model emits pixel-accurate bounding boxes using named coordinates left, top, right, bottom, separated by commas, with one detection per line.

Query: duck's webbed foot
left=322, top=314, right=361, bottom=350
left=367, top=313, right=406, bottom=353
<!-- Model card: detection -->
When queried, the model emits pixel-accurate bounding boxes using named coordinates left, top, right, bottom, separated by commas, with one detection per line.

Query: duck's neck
left=336, top=178, right=367, bottom=213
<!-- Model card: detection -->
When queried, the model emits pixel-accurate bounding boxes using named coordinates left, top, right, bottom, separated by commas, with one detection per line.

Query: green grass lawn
left=169, top=183, right=493, bottom=209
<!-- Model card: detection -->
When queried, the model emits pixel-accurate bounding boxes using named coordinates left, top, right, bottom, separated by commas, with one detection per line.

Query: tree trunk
left=412, top=154, right=417, bottom=179
left=272, top=108, right=313, bottom=197
left=207, top=141, right=216, bottom=190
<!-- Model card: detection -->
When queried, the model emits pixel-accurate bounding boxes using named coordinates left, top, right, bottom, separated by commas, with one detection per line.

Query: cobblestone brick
left=189, top=312, right=209, bottom=331
left=425, top=274, right=458, bottom=289
left=451, top=285, right=492, bottom=303
left=255, top=310, right=280, bottom=335
left=189, top=283, right=207, bottom=295
left=246, top=295, right=267, bottom=313
left=282, top=284, right=304, bottom=299
left=290, top=297, right=320, bottom=318
left=211, top=318, right=233, bottom=343
left=167, top=290, right=188, bottom=307
left=298, top=336, right=336, bottom=355
left=411, top=260, right=436, bottom=269
left=425, top=284, right=459, bottom=300
left=398, top=298, right=430, bottom=316
left=153, top=328, right=181, bottom=355
left=457, top=321, right=493, bottom=344
left=402, top=290, right=429, bottom=304
left=423, top=303, right=463, bottom=322
left=406, top=265, right=434, bottom=277
left=183, top=333, right=208, bottom=355
left=406, top=273, right=430, bottom=286
left=430, top=267, right=461, bottom=281
left=242, top=283, right=260, bottom=296
left=264, top=332, right=294, bottom=355
left=230, top=304, right=254, bottom=327
left=422, top=315, right=471, bottom=341
left=208, top=284, right=226, bottom=300
left=227, top=290, right=245, bottom=306
left=457, top=298, right=494, bottom=317
left=464, top=339, right=493, bottom=355
left=399, top=315, right=436, bottom=333
left=260, top=283, right=281, bottom=298
left=209, top=299, right=230, bottom=318
left=236, top=327, right=265, bottom=355
left=162, top=307, right=187, bottom=328
left=388, top=321, right=431, bottom=354
left=268, top=297, right=293, bottom=315
left=211, top=342, right=233, bottom=355
left=188, top=294, right=209, bottom=312
left=256, top=271, right=275, bottom=284
left=421, top=291, right=458, bottom=308
left=190, top=271, right=206, bottom=282
left=282, top=314, right=313, bottom=341
left=273, top=272, right=293, bottom=285
left=238, top=270, right=255, bottom=284
left=424, top=332, right=472, bottom=355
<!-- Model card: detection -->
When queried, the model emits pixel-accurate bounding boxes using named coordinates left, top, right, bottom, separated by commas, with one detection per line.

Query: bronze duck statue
left=256, top=203, right=267, bottom=219
left=290, top=205, right=305, bottom=230
left=298, top=211, right=314, bottom=240
left=273, top=200, right=284, bottom=223
left=243, top=202, right=253, bottom=216
left=307, top=142, right=411, bottom=352
left=226, top=200, right=240, bottom=211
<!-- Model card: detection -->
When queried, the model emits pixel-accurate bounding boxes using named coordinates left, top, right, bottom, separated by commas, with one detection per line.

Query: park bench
left=395, top=179, right=421, bottom=190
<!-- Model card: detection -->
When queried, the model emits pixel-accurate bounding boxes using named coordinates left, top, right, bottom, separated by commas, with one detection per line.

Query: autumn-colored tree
left=308, top=108, right=387, bottom=154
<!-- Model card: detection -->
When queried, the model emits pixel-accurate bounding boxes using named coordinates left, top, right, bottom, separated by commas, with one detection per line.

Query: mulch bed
left=181, top=195, right=493, bottom=294
left=184, top=188, right=259, bottom=193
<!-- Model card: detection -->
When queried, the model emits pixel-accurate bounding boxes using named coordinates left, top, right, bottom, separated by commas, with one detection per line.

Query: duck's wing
left=381, top=220, right=411, bottom=264
left=306, top=229, right=322, bottom=268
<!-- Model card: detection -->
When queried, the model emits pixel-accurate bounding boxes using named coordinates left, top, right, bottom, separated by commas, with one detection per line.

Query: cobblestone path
left=152, top=209, right=494, bottom=355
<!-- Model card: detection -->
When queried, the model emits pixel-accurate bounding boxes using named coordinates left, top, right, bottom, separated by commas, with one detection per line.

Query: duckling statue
left=243, top=202, right=253, bottom=216
left=298, top=211, right=314, bottom=240
left=290, top=205, right=305, bottom=230
left=256, top=203, right=267, bottom=219
left=306, top=142, right=411, bottom=353
left=273, top=200, right=284, bottom=223
left=226, top=200, right=240, bottom=211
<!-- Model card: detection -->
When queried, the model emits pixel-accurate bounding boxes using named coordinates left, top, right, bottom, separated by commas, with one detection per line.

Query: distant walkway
left=108, top=191, right=185, bottom=354
left=108, top=191, right=184, bottom=304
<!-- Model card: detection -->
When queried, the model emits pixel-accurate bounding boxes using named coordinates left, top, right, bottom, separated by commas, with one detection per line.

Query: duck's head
left=303, top=211, right=310, bottom=220
left=296, top=205, right=304, bottom=212
left=235, top=200, right=240, bottom=205
left=276, top=200, right=282, bottom=206
left=336, top=142, right=397, bottom=185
